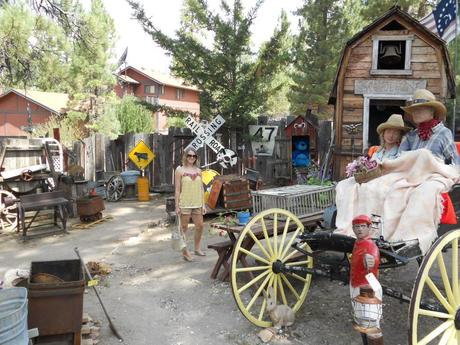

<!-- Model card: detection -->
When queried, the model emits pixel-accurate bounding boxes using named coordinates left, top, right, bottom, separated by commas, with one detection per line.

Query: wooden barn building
left=0, top=89, right=69, bottom=137
left=329, top=6, right=455, bottom=179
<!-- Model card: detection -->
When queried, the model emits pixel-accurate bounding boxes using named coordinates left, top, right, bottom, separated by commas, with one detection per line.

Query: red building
left=0, top=89, right=69, bottom=137
left=115, top=66, right=201, bottom=133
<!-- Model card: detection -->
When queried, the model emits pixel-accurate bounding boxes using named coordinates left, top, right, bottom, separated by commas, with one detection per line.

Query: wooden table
left=208, top=213, right=323, bottom=281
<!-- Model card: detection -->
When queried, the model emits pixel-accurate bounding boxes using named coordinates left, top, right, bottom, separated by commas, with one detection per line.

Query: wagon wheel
left=106, top=175, right=124, bottom=202
left=231, top=208, right=313, bottom=327
left=0, top=190, right=17, bottom=232
left=409, top=230, right=460, bottom=345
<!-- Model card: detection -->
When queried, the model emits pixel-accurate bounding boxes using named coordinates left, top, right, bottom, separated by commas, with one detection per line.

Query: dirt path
left=0, top=197, right=416, bottom=344
left=84, top=218, right=415, bottom=345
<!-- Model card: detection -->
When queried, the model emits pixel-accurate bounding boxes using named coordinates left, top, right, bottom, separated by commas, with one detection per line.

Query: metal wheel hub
left=455, top=308, right=460, bottom=330
left=272, top=260, right=284, bottom=274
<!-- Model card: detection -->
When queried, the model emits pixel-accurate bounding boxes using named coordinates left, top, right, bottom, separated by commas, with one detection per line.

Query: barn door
left=368, top=99, right=408, bottom=147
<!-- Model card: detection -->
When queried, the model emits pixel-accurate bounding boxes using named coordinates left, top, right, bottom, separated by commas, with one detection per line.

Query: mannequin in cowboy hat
left=399, top=89, right=460, bottom=165
left=369, top=114, right=411, bottom=162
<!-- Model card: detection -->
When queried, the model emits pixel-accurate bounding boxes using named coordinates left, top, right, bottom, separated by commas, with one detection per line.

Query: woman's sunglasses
left=187, top=154, right=197, bottom=158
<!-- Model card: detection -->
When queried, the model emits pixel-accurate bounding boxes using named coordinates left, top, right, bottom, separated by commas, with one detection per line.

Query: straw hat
left=401, top=89, right=447, bottom=120
left=376, top=114, right=411, bottom=135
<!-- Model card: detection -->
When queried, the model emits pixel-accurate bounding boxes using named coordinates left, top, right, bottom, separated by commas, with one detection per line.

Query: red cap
left=352, top=214, right=371, bottom=225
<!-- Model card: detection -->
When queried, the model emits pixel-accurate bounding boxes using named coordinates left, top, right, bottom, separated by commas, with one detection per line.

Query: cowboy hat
left=401, top=89, right=447, bottom=120
left=376, top=114, right=411, bottom=135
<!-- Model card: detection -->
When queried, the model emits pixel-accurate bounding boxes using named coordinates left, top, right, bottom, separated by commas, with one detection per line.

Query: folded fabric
left=335, top=149, right=460, bottom=254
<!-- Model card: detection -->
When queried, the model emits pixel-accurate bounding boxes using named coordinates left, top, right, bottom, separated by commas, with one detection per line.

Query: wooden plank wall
left=0, top=138, right=45, bottom=171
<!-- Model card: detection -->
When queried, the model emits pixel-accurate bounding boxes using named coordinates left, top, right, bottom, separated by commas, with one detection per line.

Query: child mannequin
left=350, top=217, right=384, bottom=345
left=350, top=215, right=380, bottom=299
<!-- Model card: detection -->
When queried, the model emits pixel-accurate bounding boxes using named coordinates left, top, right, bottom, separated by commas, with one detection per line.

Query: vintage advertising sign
left=249, top=125, right=278, bottom=156
left=128, top=140, right=155, bottom=170
left=184, top=115, right=226, bottom=154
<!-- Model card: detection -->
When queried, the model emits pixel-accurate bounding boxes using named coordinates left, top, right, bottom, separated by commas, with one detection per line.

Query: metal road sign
left=184, top=115, right=225, bottom=153
left=128, top=140, right=155, bottom=170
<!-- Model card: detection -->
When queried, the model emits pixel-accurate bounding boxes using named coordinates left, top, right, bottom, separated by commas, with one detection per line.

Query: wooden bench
left=208, top=240, right=233, bottom=280
left=17, top=190, right=69, bottom=240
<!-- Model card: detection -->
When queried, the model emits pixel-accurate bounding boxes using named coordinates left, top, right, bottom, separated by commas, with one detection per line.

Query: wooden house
left=115, top=66, right=201, bottom=134
left=329, top=6, right=455, bottom=179
left=0, top=89, right=69, bottom=137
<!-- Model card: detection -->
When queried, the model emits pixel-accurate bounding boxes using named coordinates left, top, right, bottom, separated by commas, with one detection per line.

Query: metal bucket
left=0, top=287, right=28, bottom=345
left=120, top=170, right=140, bottom=185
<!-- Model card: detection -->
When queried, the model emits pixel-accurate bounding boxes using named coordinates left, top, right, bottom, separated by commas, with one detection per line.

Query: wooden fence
left=70, top=121, right=332, bottom=191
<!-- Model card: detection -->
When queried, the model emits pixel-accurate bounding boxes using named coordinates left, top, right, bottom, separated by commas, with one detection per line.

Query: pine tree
left=359, top=0, right=433, bottom=24
left=0, top=0, right=118, bottom=139
left=128, top=0, right=290, bottom=127
left=289, top=0, right=350, bottom=118
left=260, top=11, right=293, bottom=117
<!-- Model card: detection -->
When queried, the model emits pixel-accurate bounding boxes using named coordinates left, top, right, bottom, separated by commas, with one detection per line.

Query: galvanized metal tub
left=0, top=287, right=28, bottom=345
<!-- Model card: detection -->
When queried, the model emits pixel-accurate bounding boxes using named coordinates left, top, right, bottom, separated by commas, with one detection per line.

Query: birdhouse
left=285, top=114, right=318, bottom=170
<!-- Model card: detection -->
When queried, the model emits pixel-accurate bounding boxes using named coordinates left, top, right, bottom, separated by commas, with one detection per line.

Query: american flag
left=420, top=0, right=457, bottom=43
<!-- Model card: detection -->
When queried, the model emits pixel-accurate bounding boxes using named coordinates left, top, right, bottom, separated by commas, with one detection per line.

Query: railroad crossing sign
left=184, top=115, right=225, bottom=153
left=128, top=140, right=155, bottom=170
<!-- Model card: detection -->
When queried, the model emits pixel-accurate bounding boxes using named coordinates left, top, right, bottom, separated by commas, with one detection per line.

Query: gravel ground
left=0, top=197, right=433, bottom=345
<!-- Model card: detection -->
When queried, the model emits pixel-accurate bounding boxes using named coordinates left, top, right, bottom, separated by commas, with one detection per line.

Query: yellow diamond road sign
left=128, top=140, right=155, bottom=170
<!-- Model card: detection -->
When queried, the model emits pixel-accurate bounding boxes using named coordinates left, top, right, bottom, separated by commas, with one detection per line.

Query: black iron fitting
left=291, top=242, right=314, bottom=258
left=272, top=260, right=283, bottom=274
left=455, top=308, right=460, bottom=330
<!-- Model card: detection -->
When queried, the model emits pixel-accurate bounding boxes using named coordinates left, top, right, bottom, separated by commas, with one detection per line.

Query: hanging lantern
left=352, top=285, right=383, bottom=334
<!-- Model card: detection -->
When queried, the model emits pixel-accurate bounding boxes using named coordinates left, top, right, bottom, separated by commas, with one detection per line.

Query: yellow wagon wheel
left=231, top=208, right=313, bottom=327
left=409, top=230, right=460, bottom=345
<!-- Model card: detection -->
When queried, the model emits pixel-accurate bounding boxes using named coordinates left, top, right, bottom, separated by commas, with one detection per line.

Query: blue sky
left=98, top=0, right=304, bottom=73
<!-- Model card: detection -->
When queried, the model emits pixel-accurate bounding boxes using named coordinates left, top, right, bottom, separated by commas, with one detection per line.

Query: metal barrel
left=0, top=287, right=28, bottom=345
left=137, top=176, right=150, bottom=201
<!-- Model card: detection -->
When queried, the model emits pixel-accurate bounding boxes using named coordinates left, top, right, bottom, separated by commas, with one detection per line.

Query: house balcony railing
left=143, top=96, right=159, bottom=105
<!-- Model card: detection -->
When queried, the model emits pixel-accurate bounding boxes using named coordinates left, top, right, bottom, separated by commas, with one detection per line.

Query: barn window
left=371, top=35, right=413, bottom=75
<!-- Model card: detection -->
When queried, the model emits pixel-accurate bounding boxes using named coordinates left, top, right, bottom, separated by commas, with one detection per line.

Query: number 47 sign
left=249, top=125, right=278, bottom=156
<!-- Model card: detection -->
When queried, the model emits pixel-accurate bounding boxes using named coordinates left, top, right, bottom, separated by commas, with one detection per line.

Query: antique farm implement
left=0, top=138, right=63, bottom=232
left=230, top=185, right=460, bottom=344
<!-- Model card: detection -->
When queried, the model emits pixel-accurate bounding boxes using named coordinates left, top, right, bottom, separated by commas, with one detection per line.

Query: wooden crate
left=251, top=185, right=335, bottom=218
left=222, top=178, right=251, bottom=210
left=207, top=175, right=251, bottom=210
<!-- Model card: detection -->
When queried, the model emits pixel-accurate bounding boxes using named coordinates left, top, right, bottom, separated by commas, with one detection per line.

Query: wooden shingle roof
left=329, top=6, right=455, bottom=104
left=119, top=66, right=201, bottom=92
left=0, top=89, right=69, bottom=114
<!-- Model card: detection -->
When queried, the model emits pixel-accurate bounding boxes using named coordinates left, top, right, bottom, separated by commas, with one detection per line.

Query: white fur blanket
left=335, top=149, right=460, bottom=254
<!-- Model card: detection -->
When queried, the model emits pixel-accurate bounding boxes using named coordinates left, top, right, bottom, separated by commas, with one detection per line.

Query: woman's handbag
left=171, top=216, right=186, bottom=251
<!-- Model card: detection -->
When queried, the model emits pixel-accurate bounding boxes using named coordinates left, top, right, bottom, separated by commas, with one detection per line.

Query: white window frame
left=176, top=88, right=185, bottom=100
left=144, top=85, right=156, bottom=94
left=370, top=35, right=414, bottom=76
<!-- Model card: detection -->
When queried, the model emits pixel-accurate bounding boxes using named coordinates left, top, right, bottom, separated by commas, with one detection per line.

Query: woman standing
left=175, top=149, right=206, bottom=262
left=370, top=114, right=411, bottom=162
